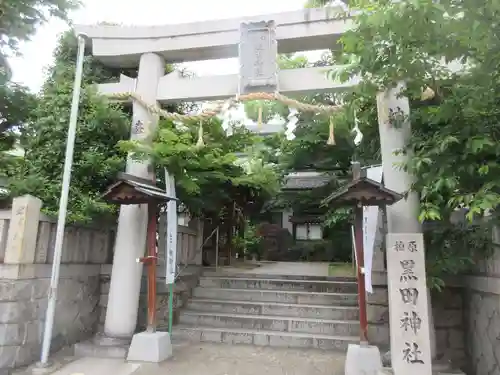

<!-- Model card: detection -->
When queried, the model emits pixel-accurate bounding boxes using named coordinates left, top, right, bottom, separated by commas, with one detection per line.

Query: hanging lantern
left=285, top=107, right=299, bottom=140
left=421, top=86, right=435, bottom=101
left=352, top=111, right=363, bottom=147
left=326, top=116, right=336, bottom=145
left=257, top=104, right=263, bottom=129
left=195, top=120, right=205, bottom=148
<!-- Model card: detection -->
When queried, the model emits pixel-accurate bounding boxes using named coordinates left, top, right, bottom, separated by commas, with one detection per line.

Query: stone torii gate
left=75, top=7, right=433, bottom=375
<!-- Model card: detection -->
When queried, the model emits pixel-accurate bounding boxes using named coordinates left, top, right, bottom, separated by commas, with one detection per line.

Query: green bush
left=232, top=223, right=263, bottom=259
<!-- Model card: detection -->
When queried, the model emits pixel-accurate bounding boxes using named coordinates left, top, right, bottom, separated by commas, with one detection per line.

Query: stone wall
left=0, top=264, right=102, bottom=371
left=432, top=287, right=466, bottom=367
left=367, top=276, right=390, bottom=349
left=0, top=195, right=203, bottom=373
left=463, top=226, right=500, bottom=375
left=0, top=195, right=114, bottom=374
left=367, top=272, right=467, bottom=369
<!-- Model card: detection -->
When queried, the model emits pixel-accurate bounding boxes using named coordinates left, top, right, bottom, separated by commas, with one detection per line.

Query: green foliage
left=287, top=238, right=351, bottom=262
left=120, top=118, right=281, bottom=220
left=409, top=77, right=500, bottom=223
left=329, top=0, right=500, bottom=286
left=253, top=53, right=381, bottom=229
left=9, top=32, right=130, bottom=223
left=425, top=222, right=493, bottom=290
left=331, top=0, right=500, bottom=218
left=232, top=223, right=263, bottom=258
left=0, top=0, right=73, bottom=178
left=0, top=0, right=79, bottom=58
left=0, top=80, right=34, bottom=177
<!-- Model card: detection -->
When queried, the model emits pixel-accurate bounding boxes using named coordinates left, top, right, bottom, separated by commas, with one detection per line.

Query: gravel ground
left=136, top=342, right=346, bottom=375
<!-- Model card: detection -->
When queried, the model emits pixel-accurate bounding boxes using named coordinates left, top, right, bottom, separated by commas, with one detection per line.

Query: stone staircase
left=174, top=271, right=361, bottom=350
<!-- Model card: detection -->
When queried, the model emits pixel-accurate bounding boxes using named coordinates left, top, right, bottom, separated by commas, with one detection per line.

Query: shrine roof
left=283, top=172, right=334, bottom=191
left=324, top=177, right=402, bottom=207
left=289, top=214, right=323, bottom=224
left=102, top=172, right=177, bottom=205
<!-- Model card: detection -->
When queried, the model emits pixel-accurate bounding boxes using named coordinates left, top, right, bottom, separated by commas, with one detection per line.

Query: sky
left=10, top=0, right=312, bottom=92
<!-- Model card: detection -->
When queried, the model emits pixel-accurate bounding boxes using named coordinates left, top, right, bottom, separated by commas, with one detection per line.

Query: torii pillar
left=104, top=53, right=165, bottom=340
left=377, top=83, right=433, bottom=375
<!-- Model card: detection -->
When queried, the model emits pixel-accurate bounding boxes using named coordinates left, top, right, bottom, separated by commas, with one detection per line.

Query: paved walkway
left=18, top=342, right=345, bottom=375
left=137, top=342, right=346, bottom=375
left=49, top=358, right=140, bottom=375
left=211, top=261, right=332, bottom=277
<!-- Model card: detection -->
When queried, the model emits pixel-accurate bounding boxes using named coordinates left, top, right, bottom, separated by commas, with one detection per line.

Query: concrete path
left=19, top=342, right=345, bottom=375
left=49, top=358, right=140, bottom=375
left=213, top=261, right=331, bottom=277
left=137, top=342, right=346, bottom=375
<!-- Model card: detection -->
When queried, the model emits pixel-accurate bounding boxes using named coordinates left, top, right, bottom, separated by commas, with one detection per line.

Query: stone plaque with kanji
left=386, top=233, right=432, bottom=375
left=239, top=20, right=278, bottom=95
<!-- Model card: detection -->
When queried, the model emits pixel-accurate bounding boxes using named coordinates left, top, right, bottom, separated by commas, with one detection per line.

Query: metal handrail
left=174, top=225, right=219, bottom=280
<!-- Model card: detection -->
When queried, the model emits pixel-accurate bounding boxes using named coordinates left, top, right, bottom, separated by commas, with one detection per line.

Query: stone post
left=371, top=210, right=386, bottom=273
left=4, top=195, right=42, bottom=264
left=192, top=218, right=204, bottom=266
left=376, top=84, right=433, bottom=375
left=282, top=208, right=293, bottom=235
left=103, top=53, right=165, bottom=339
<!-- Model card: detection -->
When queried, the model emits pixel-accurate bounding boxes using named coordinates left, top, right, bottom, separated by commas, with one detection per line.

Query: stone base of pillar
left=379, top=368, right=465, bottom=375
left=379, top=353, right=465, bottom=375
left=345, top=343, right=383, bottom=375
left=126, top=331, right=172, bottom=362
left=73, top=333, right=130, bottom=359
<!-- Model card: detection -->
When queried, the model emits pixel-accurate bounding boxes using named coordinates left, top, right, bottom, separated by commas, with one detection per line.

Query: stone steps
left=173, top=325, right=359, bottom=350
left=199, top=276, right=358, bottom=293
left=202, top=270, right=357, bottom=282
left=175, top=272, right=360, bottom=350
left=192, top=287, right=359, bottom=306
left=186, top=298, right=359, bottom=320
left=179, top=310, right=359, bottom=336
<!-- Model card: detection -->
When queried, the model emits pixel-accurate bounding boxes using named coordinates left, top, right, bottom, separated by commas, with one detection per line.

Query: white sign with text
left=362, top=165, right=383, bottom=293
left=165, top=170, right=177, bottom=284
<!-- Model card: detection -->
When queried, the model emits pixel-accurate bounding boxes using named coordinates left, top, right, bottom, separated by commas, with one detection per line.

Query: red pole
left=146, top=202, right=158, bottom=332
left=354, top=203, right=368, bottom=343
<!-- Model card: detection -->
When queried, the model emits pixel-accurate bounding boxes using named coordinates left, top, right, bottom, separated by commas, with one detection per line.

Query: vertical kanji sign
left=387, top=233, right=432, bottom=375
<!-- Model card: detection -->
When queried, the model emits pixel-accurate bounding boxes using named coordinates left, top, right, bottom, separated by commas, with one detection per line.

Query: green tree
left=329, top=0, right=498, bottom=285
left=0, top=0, right=79, bottom=178
left=245, top=53, right=379, bottom=222
left=0, top=80, right=34, bottom=179
left=331, top=0, right=500, bottom=219
left=0, top=0, right=79, bottom=60
left=9, top=32, right=130, bottom=223
left=121, top=118, right=280, bottom=221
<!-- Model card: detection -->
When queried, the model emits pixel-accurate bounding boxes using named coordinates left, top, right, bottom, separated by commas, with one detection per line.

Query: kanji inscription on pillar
left=386, top=233, right=432, bottom=375
left=238, top=20, right=278, bottom=95
left=132, top=120, right=144, bottom=135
